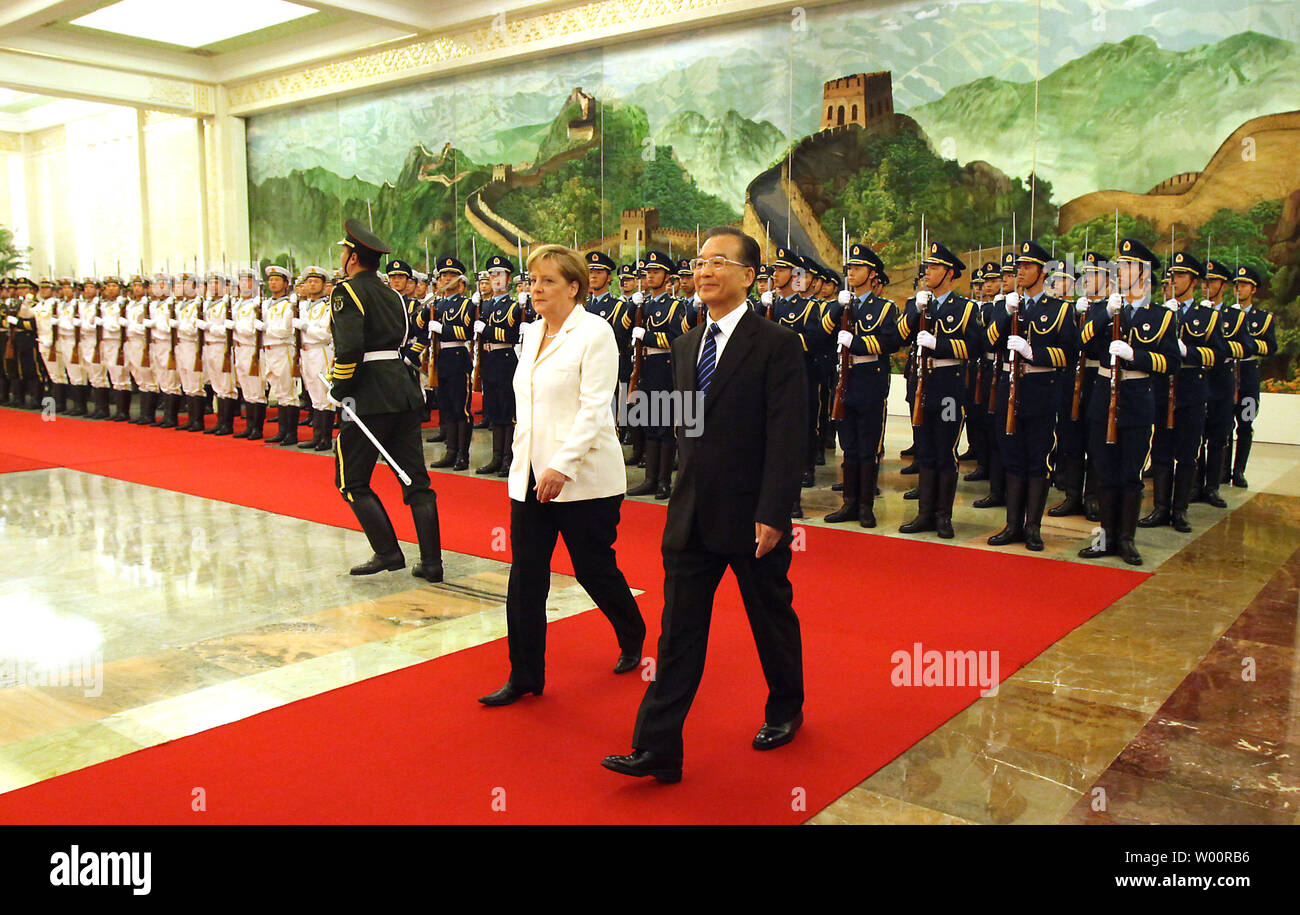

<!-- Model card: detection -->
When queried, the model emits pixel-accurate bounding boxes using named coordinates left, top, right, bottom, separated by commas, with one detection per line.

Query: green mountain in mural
left=654, top=109, right=786, bottom=209
left=908, top=31, right=1300, bottom=202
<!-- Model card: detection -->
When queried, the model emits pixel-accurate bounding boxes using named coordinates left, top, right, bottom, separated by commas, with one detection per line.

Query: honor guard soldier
left=617, top=263, right=638, bottom=299
left=1077, top=238, right=1180, bottom=566
left=1051, top=251, right=1108, bottom=518
left=676, top=258, right=696, bottom=306
left=260, top=265, right=300, bottom=445
left=294, top=266, right=336, bottom=450
left=1194, top=259, right=1241, bottom=506
left=429, top=255, right=475, bottom=471
left=8, top=278, right=41, bottom=408
left=34, top=279, right=60, bottom=407
left=0, top=279, right=10, bottom=405
left=813, top=264, right=841, bottom=465
left=752, top=264, right=772, bottom=308
left=823, top=243, right=902, bottom=527
left=1228, top=265, right=1275, bottom=488
left=475, top=253, right=522, bottom=477
left=1139, top=252, right=1227, bottom=532
left=201, top=272, right=239, bottom=435
left=121, top=276, right=152, bottom=423
left=628, top=249, right=691, bottom=499
left=97, top=275, right=131, bottom=421
left=330, top=218, right=443, bottom=580
left=971, top=252, right=1018, bottom=509
left=54, top=278, right=84, bottom=415
left=983, top=240, right=1078, bottom=551
left=898, top=242, right=982, bottom=539
left=148, top=273, right=182, bottom=427
left=173, top=272, right=206, bottom=431
left=76, top=278, right=109, bottom=418
left=586, top=250, right=633, bottom=426
left=232, top=268, right=267, bottom=439
left=966, top=261, right=1002, bottom=483
left=383, top=259, right=423, bottom=381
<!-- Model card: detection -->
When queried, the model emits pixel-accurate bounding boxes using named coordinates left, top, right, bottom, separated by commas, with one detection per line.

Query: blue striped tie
left=697, top=322, right=721, bottom=396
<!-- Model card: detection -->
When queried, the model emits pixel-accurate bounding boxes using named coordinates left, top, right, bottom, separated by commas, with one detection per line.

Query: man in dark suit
left=602, top=226, right=807, bottom=783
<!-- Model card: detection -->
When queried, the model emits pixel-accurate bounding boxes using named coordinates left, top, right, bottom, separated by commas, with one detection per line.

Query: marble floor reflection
left=0, top=469, right=616, bottom=795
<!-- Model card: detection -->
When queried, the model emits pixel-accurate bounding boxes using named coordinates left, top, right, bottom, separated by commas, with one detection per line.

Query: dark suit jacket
left=663, top=306, right=807, bottom=554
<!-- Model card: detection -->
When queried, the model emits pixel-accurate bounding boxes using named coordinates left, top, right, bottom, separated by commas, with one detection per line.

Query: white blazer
left=508, top=305, right=626, bottom=502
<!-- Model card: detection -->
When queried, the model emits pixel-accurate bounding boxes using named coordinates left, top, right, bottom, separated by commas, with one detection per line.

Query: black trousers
left=632, top=520, right=803, bottom=758
left=505, top=483, right=645, bottom=690
left=334, top=407, right=435, bottom=507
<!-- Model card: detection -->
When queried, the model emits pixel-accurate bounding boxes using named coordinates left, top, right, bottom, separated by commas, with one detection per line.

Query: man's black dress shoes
left=350, top=552, right=405, bottom=575
left=478, top=682, right=542, bottom=706
left=613, top=653, right=640, bottom=674
left=601, top=750, right=682, bottom=783
left=753, top=711, right=803, bottom=750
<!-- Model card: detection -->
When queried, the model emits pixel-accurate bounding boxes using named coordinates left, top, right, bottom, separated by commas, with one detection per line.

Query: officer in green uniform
left=330, top=218, right=443, bottom=581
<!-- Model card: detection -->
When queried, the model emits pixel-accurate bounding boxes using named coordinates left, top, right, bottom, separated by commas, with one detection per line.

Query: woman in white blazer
left=479, top=245, right=646, bottom=706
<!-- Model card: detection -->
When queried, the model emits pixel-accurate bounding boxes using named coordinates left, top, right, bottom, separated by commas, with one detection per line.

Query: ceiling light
left=71, top=0, right=315, bottom=49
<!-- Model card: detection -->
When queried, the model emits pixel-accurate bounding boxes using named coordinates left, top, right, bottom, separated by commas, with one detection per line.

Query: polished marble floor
left=2, top=409, right=1298, bottom=823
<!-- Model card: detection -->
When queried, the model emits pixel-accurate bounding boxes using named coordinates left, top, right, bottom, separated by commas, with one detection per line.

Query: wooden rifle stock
left=1005, top=307, right=1021, bottom=435
left=830, top=301, right=851, bottom=421
left=221, top=300, right=233, bottom=374
left=91, top=309, right=103, bottom=364
left=1166, top=371, right=1177, bottom=429
left=1070, top=306, right=1087, bottom=420
left=911, top=299, right=929, bottom=426
left=471, top=300, right=483, bottom=393
left=627, top=303, right=645, bottom=394
left=1106, top=309, right=1122, bottom=444
left=249, top=301, right=262, bottom=376
left=70, top=312, right=81, bottom=365
left=141, top=305, right=152, bottom=369
left=166, top=301, right=177, bottom=371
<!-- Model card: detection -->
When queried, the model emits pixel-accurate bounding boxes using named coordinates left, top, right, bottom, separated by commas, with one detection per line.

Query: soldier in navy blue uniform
left=472, top=253, right=521, bottom=477
left=823, top=244, right=901, bottom=527
left=897, top=242, right=982, bottom=539
left=1139, top=252, right=1227, bottom=532
left=428, top=256, right=475, bottom=471
left=1228, top=265, right=1276, bottom=488
left=958, top=264, right=988, bottom=469
left=628, top=250, right=691, bottom=499
left=813, top=264, right=841, bottom=466
left=586, top=251, right=633, bottom=413
left=329, top=219, right=442, bottom=580
left=1078, top=238, right=1181, bottom=566
left=983, top=240, right=1078, bottom=551
left=972, top=252, right=1017, bottom=510
left=1194, top=259, right=1244, bottom=506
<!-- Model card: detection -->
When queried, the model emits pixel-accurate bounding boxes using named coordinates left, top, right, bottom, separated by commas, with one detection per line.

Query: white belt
left=984, top=353, right=996, bottom=362
left=1241, top=356, right=1257, bottom=362
left=440, top=341, right=468, bottom=349
left=645, top=345, right=669, bottom=355
left=1098, top=367, right=1149, bottom=380
left=851, top=354, right=879, bottom=364
left=363, top=350, right=399, bottom=361
left=929, top=358, right=962, bottom=368
left=1085, top=359, right=1102, bottom=369
left=485, top=343, right=512, bottom=351
left=1022, top=364, right=1056, bottom=374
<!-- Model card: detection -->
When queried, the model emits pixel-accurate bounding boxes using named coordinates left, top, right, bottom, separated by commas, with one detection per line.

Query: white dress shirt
left=696, top=300, right=747, bottom=366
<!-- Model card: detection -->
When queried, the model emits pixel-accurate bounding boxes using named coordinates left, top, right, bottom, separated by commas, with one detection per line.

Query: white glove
left=1075, top=296, right=1090, bottom=314
left=759, top=290, right=774, bottom=307
left=518, top=290, right=529, bottom=306
left=291, top=318, right=304, bottom=330
left=837, top=289, right=852, bottom=305
left=117, top=316, right=128, bottom=328
left=1109, top=340, right=1134, bottom=362
left=141, top=318, right=152, bottom=329
left=168, top=318, right=178, bottom=329
left=197, top=320, right=208, bottom=331
left=1163, top=298, right=1178, bottom=311
left=915, top=290, right=932, bottom=308
left=837, top=330, right=855, bottom=349
left=1004, top=291, right=1020, bottom=313
left=916, top=329, right=937, bottom=350
left=631, top=326, right=646, bottom=342
left=1200, top=299, right=1213, bottom=310
left=224, top=319, right=235, bottom=330
left=632, top=291, right=644, bottom=306
left=1106, top=292, right=1123, bottom=316
left=473, top=320, right=486, bottom=335
left=5, top=316, right=15, bottom=326
left=471, top=292, right=481, bottom=305
left=428, top=320, right=443, bottom=335
left=993, top=293, right=1005, bottom=304
left=1007, top=334, right=1032, bottom=360
left=1178, top=340, right=1187, bottom=357
left=129, top=322, right=142, bottom=334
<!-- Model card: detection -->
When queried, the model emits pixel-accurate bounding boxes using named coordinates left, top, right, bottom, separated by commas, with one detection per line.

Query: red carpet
left=0, top=407, right=1147, bottom=823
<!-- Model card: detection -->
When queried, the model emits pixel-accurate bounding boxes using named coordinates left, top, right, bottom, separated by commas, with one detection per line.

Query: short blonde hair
left=526, top=244, right=588, bottom=302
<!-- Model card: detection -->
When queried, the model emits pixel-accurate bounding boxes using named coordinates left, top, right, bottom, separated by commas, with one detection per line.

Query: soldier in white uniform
left=34, top=279, right=61, bottom=408
left=123, top=275, right=156, bottom=424
left=174, top=272, right=206, bottom=431
left=77, top=278, right=111, bottom=419
left=261, top=264, right=300, bottom=446
left=295, top=265, right=335, bottom=451
left=55, top=278, right=85, bottom=415
left=201, top=271, right=238, bottom=436
left=97, top=275, right=131, bottom=421
left=147, top=273, right=181, bottom=427
left=232, top=267, right=267, bottom=440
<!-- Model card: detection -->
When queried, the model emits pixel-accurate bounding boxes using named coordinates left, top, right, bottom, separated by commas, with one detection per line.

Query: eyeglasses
left=689, top=256, right=749, bottom=272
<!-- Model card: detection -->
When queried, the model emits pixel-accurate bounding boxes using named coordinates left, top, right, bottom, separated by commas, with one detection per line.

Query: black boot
left=899, top=467, right=937, bottom=534
left=265, top=405, right=289, bottom=443
left=988, top=474, right=1027, bottom=545
left=1231, top=428, right=1251, bottom=488
left=625, top=426, right=645, bottom=467
left=1138, top=465, right=1172, bottom=527
left=162, top=393, right=181, bottom=428
left=184, top=395, right=205, bottom=431
left=427, top=421, right=445, bottom=443
left=935, top=468, right=958, bottom=539
left=67, top=384, right=87, bottom=416
left=300, top=407, right=325, bottom=448
left=453, top=422, right=471, bottom=471
left=211, top=398, right=235, bottom=436
left=859, top=460, right=879, bottom=528
left=277, top=406, right=299, bottom=446
left=655, top=441, right=674, bottom=500
left=315, top=409, right=335, bottom=451
left=151, top=392, right=169, bottom=426
left=497, top=439, right=513, bottom=478
left=628, top=442, right=660, bottom=496
left=1170, top=461, right=1196, bottom=533
left=1201, top=444, right=1228, bottom=507
left=1222, top=431, right=1234, bottom=485
left=477, top=426, right=506, bottom=474
left=134, top=390, right=155, bottom=425
left=246, top=402, right=265, bottom=440
left=1117, top=489, right=1144, bottom=566
left=410, top=496, right=443, bottom=582
left=1023, top=476, right=1050, bottom=551
left=27, top=378, right=43, bottom=410
left=973, top=448, right=1005, bottom=508
left=1048, top=456, right=1085, bottom=517
left=89, top=387, right=110, bottom=419
left=1078, top=488, right=1120, bottom=559
left=345, top=491, right=405, bottom=574
left=823, top=457, right=860, bottom=523
left=430, top=421, right=459, bottom=467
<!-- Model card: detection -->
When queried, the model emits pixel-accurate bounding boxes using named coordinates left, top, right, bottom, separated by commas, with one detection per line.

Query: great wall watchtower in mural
left=819, top=72, right=894, bottom=131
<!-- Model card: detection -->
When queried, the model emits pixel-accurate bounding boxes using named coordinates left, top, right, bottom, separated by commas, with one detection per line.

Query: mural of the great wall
left=246, top=0, right=1300, bottom=387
